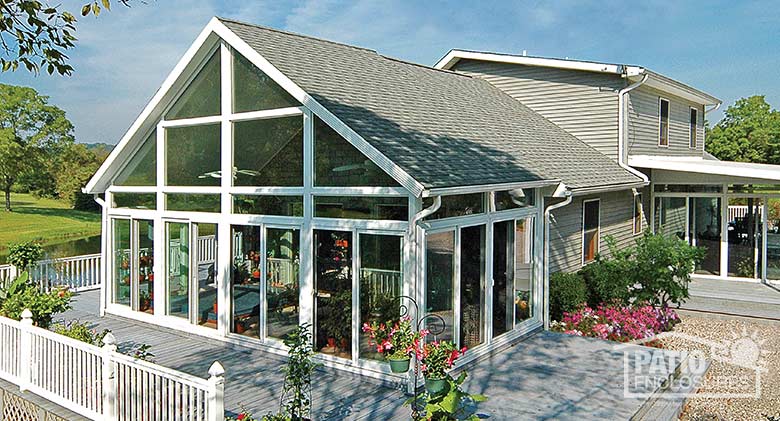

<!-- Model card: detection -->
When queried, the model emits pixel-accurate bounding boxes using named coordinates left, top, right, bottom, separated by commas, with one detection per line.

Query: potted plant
left=139, top=291, right=151, bottom=312
left=362, top=316, right=418, bottom=373
left=418, top=340, right=466, bottom=395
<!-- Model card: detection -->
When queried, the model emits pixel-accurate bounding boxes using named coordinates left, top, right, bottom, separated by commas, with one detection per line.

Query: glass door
left=492, top=217, right=535, bottom=339
left=166, top=221, right=191, bottom=319
left=767, top=198, right=780, bottom=280
left=194, top=223, right=218, bottom=329
left=314, top=229, right=353, bottom=359
left=728, top=198, right=763, bottom=278
left=136, top=220, right=155, bottom=313
left=459, top=225, right=485, bottom=349
left=689, top=198, right=721, bottom=275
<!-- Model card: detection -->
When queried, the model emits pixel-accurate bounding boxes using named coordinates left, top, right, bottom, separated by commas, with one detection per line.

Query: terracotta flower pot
left=387, top=357, right=410, bottom=373
left=424, top=376, right=447, bottom=395
left=327, top=337, right=336, bottom=348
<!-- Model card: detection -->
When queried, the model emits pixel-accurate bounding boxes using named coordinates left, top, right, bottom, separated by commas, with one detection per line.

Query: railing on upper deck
left=0, top=254, right=102, bottom=292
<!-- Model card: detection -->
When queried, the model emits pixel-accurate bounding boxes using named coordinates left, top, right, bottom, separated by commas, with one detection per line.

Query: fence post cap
left=20, top=309, right=33, bottom=322
left=208, top=361, right=225, bottom=378
left=102, top=332, right=117, bottom=347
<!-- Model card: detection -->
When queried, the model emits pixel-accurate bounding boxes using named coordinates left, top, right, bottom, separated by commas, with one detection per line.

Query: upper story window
left=582, top=199, right=600, bottom=264
left=689, top=108, right=698, bottom=148
left=658, top=98, right=670, bottom=147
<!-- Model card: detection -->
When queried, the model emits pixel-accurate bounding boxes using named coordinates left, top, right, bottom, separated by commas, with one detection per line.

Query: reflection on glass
left=460, top=225, right=485, bottom=349
left=113, top=193, right=156, bottom=210
left=266, top=228, right=300, bottom=340
left=166, top=222, right=190, bottom=319
left=728, top=198, right=762, bottom=278
left=196, top=224, right=218, bottom=329
left=654, top=197, right=687, bottom=240
left=137, top=220, right=154, bottom=314
left=115, top=130, right=156, bottom=186
left=232, top=116, right=303, bottom=186
left=233, top=195, right=303, bottom=217
left=165, top=124, right=221, bottom=186
left=492, top=221, right=513, bottom=337
left=314, top=196, right=407, bottom=220
left=166, top=51, right=220, bottom=120
left=314, top=230, right=353, bottom=359
left=690, top=198, right=721, bottom=275
left=231, top=225, right=262, bottom=338
left=166, top=194, right=221, bottom=213
left=424, top=194, right=484, bottom=220
left=113, top=219, right=131, bottom=306
left=314, top=117, right=399, bottom=187
left=425, top=231, right=454, bottom=342
left=232, top=52, right=300, bottom=113
left=494, top=190, right=535, bottom=211
left=767, top=199, right=780, bottom=280
left=359, top=234, right=403, bottom=361
left=514, top=219, right=534, bottom=326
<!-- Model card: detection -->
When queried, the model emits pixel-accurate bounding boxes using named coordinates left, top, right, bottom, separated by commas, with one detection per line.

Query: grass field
left=0, top=193, right=102, bottom=255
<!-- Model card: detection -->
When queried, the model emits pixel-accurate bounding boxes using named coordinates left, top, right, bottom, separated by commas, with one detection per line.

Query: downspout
left=618, top=73, right=650, bottom=184
left=92, top=193, right=108, bottom=317
left=543, top=184, right=572, bottom=330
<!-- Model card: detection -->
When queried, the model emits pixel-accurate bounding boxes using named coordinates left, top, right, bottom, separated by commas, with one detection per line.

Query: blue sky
left=4, top=0, right=779, bottom=144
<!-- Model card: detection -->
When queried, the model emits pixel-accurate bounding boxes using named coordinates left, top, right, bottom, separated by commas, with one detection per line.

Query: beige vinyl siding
left=452, top=59, right=624, bottom=160
left=627, top=84, right=706, bottom=157
left=547, top=188, right=648, bottom=274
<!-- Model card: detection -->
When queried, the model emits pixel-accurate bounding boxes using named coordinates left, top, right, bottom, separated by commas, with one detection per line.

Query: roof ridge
left=447, top=48, right=642, bottom=69
left=379, top=55, right=474, bottom=79
left=217, top=16, right=377, bottom=53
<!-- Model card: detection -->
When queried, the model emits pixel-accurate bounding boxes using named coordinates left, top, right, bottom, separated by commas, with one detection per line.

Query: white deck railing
left=0, top=254, right=102, bottom=292
left=0, top=311, right=224, bottom=421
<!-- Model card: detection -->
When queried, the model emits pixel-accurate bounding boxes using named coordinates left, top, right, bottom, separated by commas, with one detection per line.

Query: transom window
left=166, top=51, right=221, bottom=120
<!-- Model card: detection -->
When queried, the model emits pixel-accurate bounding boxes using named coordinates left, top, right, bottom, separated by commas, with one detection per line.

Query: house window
left=232, top=116, right=303, bottom=187
left=633, top=194, right=643, bottom=235
left=689, top=108, right=698, bottom=148
left=424, top=193, right=485, bottom=220
left=659, top=98, right=670, bottom=147
left=582, top=199, right=600, bottom=264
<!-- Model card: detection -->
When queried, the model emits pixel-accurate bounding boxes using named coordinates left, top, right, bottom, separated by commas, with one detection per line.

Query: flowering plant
left=550, top=303, right=680, bottom=345
left=362, top=316, right=417, bottom=360
left=417, top=340, right=466, bottom=379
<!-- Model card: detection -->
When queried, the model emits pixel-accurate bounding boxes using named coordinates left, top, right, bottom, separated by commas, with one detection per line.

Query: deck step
left=631, top=353, right=710, bottom=421
left=681, top=294, right=780, bottom=320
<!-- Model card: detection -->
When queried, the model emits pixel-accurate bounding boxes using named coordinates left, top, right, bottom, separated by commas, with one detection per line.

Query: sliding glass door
left=166, top=221, right=190, bottom=319
left=689, top=198, right=721, bottom=275
left=314, top=229, right=353, bottom=359
left=492, top=217, right=535, bottom=338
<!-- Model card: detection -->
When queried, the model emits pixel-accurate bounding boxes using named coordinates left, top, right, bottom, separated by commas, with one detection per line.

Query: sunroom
left=83, top=19, right=570, bottom=378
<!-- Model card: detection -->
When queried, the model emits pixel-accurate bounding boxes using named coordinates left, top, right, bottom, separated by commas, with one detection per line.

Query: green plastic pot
left=387, top=357, right=411, bottom=373
left=424, top=376, right=447, bottom=395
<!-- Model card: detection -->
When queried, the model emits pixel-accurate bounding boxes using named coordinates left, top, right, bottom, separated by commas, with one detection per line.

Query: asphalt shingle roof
left=220, top=18, right=642, bottom=191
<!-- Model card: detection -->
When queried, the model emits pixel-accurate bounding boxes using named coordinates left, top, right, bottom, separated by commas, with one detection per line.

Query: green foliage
left=129, top=343, right=154, bottom=361
left=630, top=232, right=704, bottom=309
left=0, top=284, right=71, bottom=328
left=549, top=272, right=588, bottom=321
left=406, top=372, right=488, bottom=421
left=0, top=270, right=28, bottom=304
left=7, top=240, right=43, bottom=270
left=54, top=143, right=105, bottom=209
left=277, top=324, right=320, bottom=421
left=580, top=237, right=635, bottom=307
left=706, top=96, right=780, bottom=164
left=52, top=320, right=110, bottom=346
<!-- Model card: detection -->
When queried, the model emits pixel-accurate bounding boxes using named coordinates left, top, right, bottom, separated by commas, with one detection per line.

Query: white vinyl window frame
left=633, top=193, right=643, bottom=235
left=689, top=107, right=698, bottom=149
left=658, top=97, right=670, bottom=147
left=581, top=198, right=601, bottom=265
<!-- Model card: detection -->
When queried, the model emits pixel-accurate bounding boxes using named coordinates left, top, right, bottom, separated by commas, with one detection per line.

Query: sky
left=3, top=0, right=779, bottom=144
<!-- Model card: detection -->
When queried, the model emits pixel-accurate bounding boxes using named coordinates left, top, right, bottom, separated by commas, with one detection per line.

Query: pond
left=0, top=235, right=102, bottom=265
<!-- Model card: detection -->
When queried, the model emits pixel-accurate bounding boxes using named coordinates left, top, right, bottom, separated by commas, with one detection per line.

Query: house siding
left=627, top=84, right=706, bottom=157
left=547, top=188, right=650, bottom=274
left=451, top=59, right=625, bottom=160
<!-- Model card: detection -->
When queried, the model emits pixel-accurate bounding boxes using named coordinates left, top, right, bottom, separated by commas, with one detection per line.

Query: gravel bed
left=660, top=312, right=779, bottom=421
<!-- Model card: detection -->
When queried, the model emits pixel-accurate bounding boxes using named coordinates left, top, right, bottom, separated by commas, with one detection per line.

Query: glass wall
left=425, top=231, right=455, bottom=342
left=166, top=222, right=190, bottom=319
left=112, top=219, right=131, bottom=306
left=514, top=219, right=534, bottom=325
left=728, top=198, right=763, bottom=278
left=232, top=116, right=303, bottom=186
left=654, top=197, right=687, bottom=240
left=767, top=198, right=780, bottom=280
left=314, top=196, right=407, bottom=220
left=690, top=198, right=721, bottom=275
left=137, top=220, right=155, bottom=313
left=231, top=225, right=262, bottom=338
left=165, top=124, right=221, bottom=186
left=492, top=218, right=535, bottom=338
left=359, top=234, right=403, bottom=361
left=314, top=230, right=353, bottom=359
left=460, top=225, right=485, bottom=349
left=196, top=224, right=218, bottom=329
left=266, top=228, right=300, bottom=340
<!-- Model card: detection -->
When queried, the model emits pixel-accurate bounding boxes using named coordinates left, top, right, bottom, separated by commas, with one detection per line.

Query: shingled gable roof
left=219, top=18, right=643, bottom=191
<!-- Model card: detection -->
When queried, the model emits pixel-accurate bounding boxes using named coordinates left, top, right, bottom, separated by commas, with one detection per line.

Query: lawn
left=0, top=193, right=101, bottom=256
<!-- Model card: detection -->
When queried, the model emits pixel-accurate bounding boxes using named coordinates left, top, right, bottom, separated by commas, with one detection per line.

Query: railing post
left=207, top=361, right=225, bottom=421
left=101, top=332, right=118, bottom=421
left=19, top=309, right=33, bottom=392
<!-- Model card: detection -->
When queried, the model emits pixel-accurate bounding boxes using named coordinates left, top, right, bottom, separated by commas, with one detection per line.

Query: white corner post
left=101, top=332, right=118, bottom=420
left=19, top=309, right=33, bottom=392
left=207, top=361, right=225, bottom=421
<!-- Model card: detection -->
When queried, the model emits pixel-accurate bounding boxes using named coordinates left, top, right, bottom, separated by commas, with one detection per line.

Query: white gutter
left=543, top=184, right=572, bottom=330
left=618, top=73, right=650, bottom=185
left=705, top=102, right=721, bottom=114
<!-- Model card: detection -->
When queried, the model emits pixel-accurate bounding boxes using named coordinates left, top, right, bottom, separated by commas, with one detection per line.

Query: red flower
left=237, top=414, right=246, bottom=420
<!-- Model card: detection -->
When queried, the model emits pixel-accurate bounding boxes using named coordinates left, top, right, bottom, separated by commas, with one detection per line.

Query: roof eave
left=630, top=71, right=721, bottom=106
left=422, top=179, right=561, bottom=197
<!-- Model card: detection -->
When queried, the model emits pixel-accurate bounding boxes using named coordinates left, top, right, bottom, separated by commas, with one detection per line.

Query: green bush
left=7, top=241, right=43, bottom=271
left=580, top=238, right=635, bottom=307
left=406, top=372, right=488, bottom=420
left=549, top=271, right=588, bottom=321
left=52, top=320, right=110, bottom=346
left=1, top=285, right=71, bottom=328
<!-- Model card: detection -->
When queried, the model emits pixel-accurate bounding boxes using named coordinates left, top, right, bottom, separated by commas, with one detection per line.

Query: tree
left=1, top=0, right=131, bottom=76
left=705, top=96, right=780, bottom=164
left=54, top=142, right=106, bottom=209
left=0, top=83, right=74, bottom=211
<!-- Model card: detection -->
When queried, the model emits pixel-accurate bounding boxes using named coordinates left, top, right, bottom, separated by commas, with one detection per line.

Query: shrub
left=280, top=324, right=319, bottom=420
left=580, top=238, right=635, bottom=307
left=407, top=372, right=488, bottom=420
left=1, top=285, right=71, bottom=328
left=549, top=272, right=588, bottom=321
left=7, top=241, right=43, bottom=271
left=631, top=232, right=704, bottom=309
left=550, top=303, right=680, bottom=343
left=52, top=320, right=110, bottom=346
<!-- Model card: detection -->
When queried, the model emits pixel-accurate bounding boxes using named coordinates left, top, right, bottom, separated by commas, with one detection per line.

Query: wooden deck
left=60, top=290, right=668, bottom=420
left=683, top=277, right=780, bottom=319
